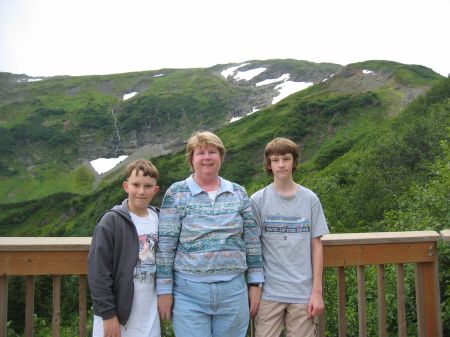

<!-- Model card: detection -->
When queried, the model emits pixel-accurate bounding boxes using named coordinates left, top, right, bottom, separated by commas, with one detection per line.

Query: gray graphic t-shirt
left=250, top=183, right=329, bottom=303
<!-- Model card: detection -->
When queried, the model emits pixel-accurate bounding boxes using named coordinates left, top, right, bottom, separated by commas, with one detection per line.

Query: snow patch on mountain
left=234, top=67, right=266, bottom=81
left=256, top=73, right=290, bottom=86
left=321, top=73, right=335, bottom=82
left=91, top=155, right=128, bottom=174
left=363, top=69, right=374, bottom=75
left=220, top=63, right=250, bottom=79
left=17, top=78, right=43, bottom=83
left=272, top=81, right=313, bottom=104
left=123, top=92, right=137, bottom=100
left=229, top=107, right=261, bottom=123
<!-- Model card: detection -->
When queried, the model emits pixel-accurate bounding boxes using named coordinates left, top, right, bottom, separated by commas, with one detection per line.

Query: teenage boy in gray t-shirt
left=250, top=137, right=329, bottom=337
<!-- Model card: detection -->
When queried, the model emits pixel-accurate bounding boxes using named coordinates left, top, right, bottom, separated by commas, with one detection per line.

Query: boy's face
left=270, top=153, right=295, bottom=179
left=123, top=169, right=159, bottom=216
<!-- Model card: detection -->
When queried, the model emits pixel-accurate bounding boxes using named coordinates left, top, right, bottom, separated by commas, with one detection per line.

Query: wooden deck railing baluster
left=396, top=264, right=407, bottom=337
left=0, top=276, right=7, bottom=337
left=376, top=264, right=387, bottom=337
left=79, top=275, right=87, bottom=337
left=357, top=265, right=367, bottom=337
left=317, top=311, right=325, bottom=336
left=52, top=275, right=61, bottom=337
left=337, top=266, right=346, bottom=337
left=25, top=276, right=34, bottom=337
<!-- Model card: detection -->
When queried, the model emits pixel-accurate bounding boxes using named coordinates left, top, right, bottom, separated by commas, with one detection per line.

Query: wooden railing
left=0, top=231, right=447, bottom=337
left=0, top=237, right=90, bottom=337
left=319, top=230, right=445, bottom=337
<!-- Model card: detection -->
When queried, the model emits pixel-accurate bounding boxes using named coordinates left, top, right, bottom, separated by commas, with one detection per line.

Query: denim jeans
left=172, top=273, right=249, bottom=337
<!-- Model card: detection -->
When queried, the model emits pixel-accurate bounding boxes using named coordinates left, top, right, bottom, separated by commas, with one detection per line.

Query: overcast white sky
left=0, top=0, right=449, bottom=77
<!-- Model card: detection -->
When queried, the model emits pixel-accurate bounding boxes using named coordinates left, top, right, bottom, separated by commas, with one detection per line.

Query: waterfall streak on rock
left=111, top=107, right=121, bottom=157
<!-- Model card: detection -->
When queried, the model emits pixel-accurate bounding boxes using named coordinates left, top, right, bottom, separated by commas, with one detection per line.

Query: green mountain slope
left=0, top=60, right=340, bottom=203
left=0, top=61, right=447, bottom=238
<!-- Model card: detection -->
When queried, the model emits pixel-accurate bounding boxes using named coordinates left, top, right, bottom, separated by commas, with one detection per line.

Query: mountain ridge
left=0, top=59, right=443, bottom=205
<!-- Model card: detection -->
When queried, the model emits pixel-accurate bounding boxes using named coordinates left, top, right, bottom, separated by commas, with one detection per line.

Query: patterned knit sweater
left=156, top=175, right=264, bottom=294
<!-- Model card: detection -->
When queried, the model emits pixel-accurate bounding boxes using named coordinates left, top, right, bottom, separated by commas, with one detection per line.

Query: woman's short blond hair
left=185, top=131, right=226, bottom=171
left=263, top=137, right=299, bottom=175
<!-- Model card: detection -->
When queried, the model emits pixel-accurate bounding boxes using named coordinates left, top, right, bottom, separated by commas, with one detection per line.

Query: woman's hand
left=158, top=294, right=173, bottom=321
left=248, top=285, right=262, bottom=319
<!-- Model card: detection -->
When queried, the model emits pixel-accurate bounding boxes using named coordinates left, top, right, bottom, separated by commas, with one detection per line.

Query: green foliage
left=8, top=275, right=94, bottom=337
left=0, top=126, right=14, bottom=155
left=116, top=70, right=233, bottom=143
left=161, top=320, right=175, bottom=337
left=380, top=128, right=450, bottom=232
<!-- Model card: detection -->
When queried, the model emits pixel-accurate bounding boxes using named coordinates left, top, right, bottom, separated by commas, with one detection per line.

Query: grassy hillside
left=0, top=62, right=446, bottom=238
left=0, top=60, right=340, bottom=204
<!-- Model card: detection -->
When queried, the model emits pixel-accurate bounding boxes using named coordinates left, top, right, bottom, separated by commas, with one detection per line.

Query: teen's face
left=123, top=169, right=159, bottom=216
left=192, top=144, right=222, bottom=178
left=270, top=153, right=294, bottom=179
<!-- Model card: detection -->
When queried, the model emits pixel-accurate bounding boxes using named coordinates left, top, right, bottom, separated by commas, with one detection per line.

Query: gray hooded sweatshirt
left=87, top=199, right=158, bottom=325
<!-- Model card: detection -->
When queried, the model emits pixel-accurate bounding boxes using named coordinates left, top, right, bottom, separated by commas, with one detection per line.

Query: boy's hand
left=248, top=286, right=262, bottom=319
left=307, top=292, right=324, bottom=318
left=158, top=294, right=173, bottom=321
left=103, top=316, right=121, bottom=337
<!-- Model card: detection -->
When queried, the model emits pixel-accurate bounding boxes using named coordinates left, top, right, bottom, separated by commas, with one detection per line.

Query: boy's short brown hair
left=125, top=159, right=159, bottom=179
left=264, top=137, right=299, bottom=175
left=185, top=131, right=226, bottom=171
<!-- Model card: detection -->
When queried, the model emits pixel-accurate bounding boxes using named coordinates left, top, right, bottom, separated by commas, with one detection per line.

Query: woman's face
left=192, top=144, right=222, bottom=177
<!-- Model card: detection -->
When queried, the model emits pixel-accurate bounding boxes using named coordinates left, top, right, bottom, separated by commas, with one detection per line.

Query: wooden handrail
left=322, top=231, right=440, bottom=245
left=0, top=231, right=445, bottom=337
left=440, top=229, right=450, bottom=242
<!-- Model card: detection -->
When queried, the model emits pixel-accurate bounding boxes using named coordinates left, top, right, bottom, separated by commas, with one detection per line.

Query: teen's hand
left=307, top=291, right=324, bottom=318
left=158, top=294, right=173, bottom=321
left=248, top=286, right=262, bottom=319
left=103, top=316, right=121, bottom=337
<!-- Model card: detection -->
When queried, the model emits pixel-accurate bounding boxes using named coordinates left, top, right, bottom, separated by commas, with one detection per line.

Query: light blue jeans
left=172, top=274, right=249, bottom=337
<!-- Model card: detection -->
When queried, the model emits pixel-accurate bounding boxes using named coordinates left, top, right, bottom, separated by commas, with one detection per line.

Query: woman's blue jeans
left=172, top=274, right=249, bottom=337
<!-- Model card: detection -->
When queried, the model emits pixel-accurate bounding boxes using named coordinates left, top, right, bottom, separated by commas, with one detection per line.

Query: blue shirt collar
left=186, top=175, right=234, bottom=196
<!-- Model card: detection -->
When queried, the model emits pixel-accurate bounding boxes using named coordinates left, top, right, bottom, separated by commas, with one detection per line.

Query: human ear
left=122, top=181, right=129, bottom=193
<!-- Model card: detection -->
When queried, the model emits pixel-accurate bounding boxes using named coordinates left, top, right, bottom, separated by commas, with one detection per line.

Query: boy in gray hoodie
left=88, top=159, right=161, bottom=337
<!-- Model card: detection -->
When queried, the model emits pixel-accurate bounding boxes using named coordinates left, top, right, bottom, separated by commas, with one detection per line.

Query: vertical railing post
left=376, top=264, right=387, bottom=337
left=25, top=276, right=35, bottom=337
left=317, top=312, right=325, bottom=336
left=396, top=264, right=406, bottom=337
left=357, top=265, right=367, bottom=337
left=317, top=272, right=325, bottom=337
left=337, top=267, right=346, bottom=337
left=79, top=275, right=87, bottom=337
left=52, top=276, right=61, bottom=337
left=0, top=276, right=8, bottom=337
left=415, top=242, right=442, bottom=337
